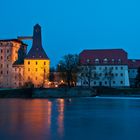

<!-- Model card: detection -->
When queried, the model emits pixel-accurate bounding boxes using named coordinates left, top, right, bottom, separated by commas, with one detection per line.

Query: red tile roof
left=128, top=59, right=140, bottom=69
left=79, top=49, right=128, bottom=65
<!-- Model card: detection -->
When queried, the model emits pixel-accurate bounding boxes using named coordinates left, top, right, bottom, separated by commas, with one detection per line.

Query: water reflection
left=1, top=98, right=140, bottom=140
left=57, top=99, right=64, bottom=137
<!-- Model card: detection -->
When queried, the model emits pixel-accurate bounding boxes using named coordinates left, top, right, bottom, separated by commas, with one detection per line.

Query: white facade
left=77, top=65, right=130, bottom=87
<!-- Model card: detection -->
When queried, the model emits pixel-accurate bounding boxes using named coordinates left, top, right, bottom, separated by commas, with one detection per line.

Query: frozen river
left=0, top=97, right=140, bottom=140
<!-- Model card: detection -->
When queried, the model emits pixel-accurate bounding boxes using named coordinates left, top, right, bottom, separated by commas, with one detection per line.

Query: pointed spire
left=32, top=24, right=42, bottom=48
left=26, top=24, right=49, bottom=59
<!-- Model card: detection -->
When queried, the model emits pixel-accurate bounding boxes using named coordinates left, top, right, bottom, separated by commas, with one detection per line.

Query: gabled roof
left=0, top=39, right=27, bottom=46
left=128, top=59, right=140, bottom=69
left=79, top=49, right=128, bottom=65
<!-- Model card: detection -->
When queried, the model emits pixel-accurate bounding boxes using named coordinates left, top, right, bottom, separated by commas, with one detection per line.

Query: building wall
left=24, top=59, right=50, bottom=87
left=77, top=65, right=130, bottom=87
left=12, top=65, right=24, bottom=88
left=0, top=41, right=22, bottom=88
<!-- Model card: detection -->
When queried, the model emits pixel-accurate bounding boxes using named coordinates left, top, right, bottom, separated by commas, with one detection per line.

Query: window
left=1, top=56, right=3, bottom=60
left=1, top=71, right=3, bottom=74
left=15, top=68, right=17, bottom=71
left=95, top=58, right=99, bottom=64
left=7, top=50, right=9, bottom=53
left=44, top=62, right=46, bottom=65
left=94, top=81, right=96, bottom=85
left=0, top=64, right=2, bottom=68
left=28, top=61, right=30, bottom=65
left=118, top=59, right=121, bottom=63
left=36, top=68, right=38, bottom=72
left=121, top=73, right=123, bottom=76
left=36, top=77, right=38, bottom=80
left=7, top=71, right=8, bottom=74
left=120, top=81, right=123, bottom=84
left=121, top=67, right=123, bottom=70
left=15, top=76, right=17, bottom=80
left=115, top=73, right=118, bottom=76
left=103, top=58, right=108, bottom=64
left=28, top=68, right=30, bottom=71
left=112, top=59, right=115, bottom=63
left=19, top=68, right=21, bottom=72
left=36, top=61, right=38, bottom=65
left=1, top=50, right=3, bottom=53
left=105, top=81, right=107, bottom=85
left=115, top=67, right=118, bottom=70
left=28, top=76, right=30, bottom=80
left=113, top=81, right=115, bottom=84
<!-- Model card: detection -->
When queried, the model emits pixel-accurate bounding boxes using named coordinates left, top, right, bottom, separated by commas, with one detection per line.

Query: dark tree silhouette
left=57, top=54, right=79, bottom=87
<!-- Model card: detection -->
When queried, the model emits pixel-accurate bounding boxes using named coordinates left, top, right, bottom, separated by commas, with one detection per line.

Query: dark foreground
left=0, top=97, right=140, bottom=140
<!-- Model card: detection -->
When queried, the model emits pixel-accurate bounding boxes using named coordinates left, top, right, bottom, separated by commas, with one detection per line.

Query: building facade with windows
left=77, top=49, right=139, bottom=87
left=0, top=24, right=50, bottom=88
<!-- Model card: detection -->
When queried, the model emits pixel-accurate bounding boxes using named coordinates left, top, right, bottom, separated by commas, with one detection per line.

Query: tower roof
left=26, top=24, right=49, bottom=60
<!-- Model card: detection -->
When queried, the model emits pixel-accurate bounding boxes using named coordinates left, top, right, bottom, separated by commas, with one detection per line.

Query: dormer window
left=103, top=58, right=108, bottom=64
left=95, top=58, right=99, bottom=64
left=118, top=59, right=121, bottom=63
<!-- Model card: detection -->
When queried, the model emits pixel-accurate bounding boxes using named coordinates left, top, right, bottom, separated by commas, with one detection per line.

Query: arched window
left=95, top=58, right=99, bottom=64
left=103, top=58, right=108, bottom=64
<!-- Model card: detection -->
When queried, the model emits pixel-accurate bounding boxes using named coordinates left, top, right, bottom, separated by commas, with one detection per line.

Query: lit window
left=103, top=58, right=108, bottom=64
left=112, top=59, right=115, bottom=63
left=95, top=58, right=99, bottom=64
left=118, top=59, right=121, bottom=63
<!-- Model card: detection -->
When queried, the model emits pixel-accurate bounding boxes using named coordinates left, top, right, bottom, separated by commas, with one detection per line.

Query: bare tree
left=103, top=67, right=114, bottom=87
left=78, top=65, right=99, bottom=87
left=57, top=54, right=79, bottom=87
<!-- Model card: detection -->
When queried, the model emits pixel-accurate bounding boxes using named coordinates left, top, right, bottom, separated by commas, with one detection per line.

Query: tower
left=24, top=24, right=50, bottom=87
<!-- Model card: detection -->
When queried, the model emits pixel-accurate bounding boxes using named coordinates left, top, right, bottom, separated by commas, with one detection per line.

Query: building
left=77, top=49, right=140, bottom=87
left=0, top=24, right=50, bottom=88
left=0, top=39, right=27, bottom=88
left=128, top=59, right=140, bottom=87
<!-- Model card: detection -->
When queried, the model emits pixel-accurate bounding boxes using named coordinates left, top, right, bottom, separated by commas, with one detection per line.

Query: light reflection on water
left=0, top=97, right=140, bottom=140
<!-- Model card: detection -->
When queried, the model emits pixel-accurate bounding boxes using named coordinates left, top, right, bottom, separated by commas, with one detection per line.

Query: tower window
left=28, top=68, right=30, bottom=71
left=44, top=62, right=46, bottom=65
left=36, top=68, right=38, bottom=71
left=28, top=61, right=30, bottom=65
left=36, top=61, right=38, bottom=65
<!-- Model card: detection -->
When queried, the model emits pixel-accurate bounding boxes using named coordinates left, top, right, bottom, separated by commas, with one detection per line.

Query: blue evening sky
left=0, top=0, right=140, bottom=66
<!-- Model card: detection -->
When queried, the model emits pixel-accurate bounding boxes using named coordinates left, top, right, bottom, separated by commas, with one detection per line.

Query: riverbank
left=0, top=87, right=140, bottom=98
left=0, top=87, right=96, bottom=98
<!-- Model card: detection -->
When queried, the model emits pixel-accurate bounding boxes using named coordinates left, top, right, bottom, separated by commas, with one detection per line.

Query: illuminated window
left=112, top=59, right=115, bottom=63
left=103, top=58, right=108, bottom=64
left=28, top=61, right=30, bottom=65
left=95, top=58, right=99, bottom=64
left=118, top=59, right=121, bottom=63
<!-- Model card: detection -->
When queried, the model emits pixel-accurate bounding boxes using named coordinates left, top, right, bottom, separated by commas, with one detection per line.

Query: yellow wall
left=24, top=59, right=50, bottom=87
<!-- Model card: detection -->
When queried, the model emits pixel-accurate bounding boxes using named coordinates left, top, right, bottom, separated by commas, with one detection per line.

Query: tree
left=78, top=65, right=99, bottom=87
left=57, top=54, right=79, bottom=87
left=103, top=67, right=114, bottom=87
left=49, top=67, right=55, bottom=82
left=135, top=67, right=140, bottom=87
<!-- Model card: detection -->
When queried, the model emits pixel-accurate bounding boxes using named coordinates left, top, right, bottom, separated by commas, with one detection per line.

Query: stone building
left=0, top=24, right=50, bottom=88
left=77, top=49, right=139, bottom=87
